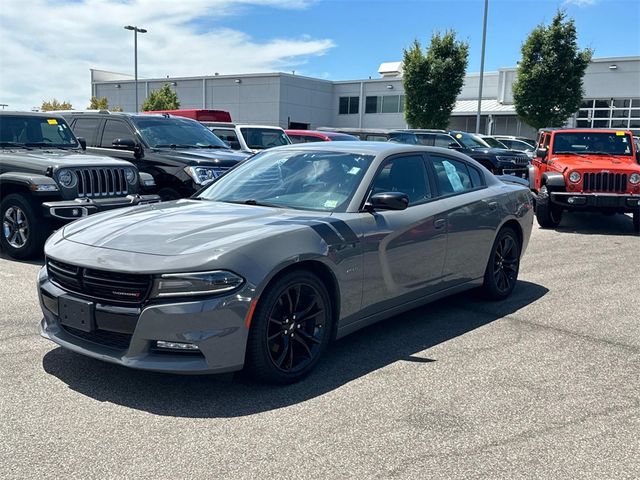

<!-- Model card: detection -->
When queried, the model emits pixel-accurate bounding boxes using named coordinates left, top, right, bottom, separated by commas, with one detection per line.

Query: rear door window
left=71, top=117, right=101, bottom=146
left=430, top=155, right=475, bottom=196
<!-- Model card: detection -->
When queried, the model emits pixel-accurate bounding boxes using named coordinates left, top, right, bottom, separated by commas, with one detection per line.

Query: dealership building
left=91, top=55, right=640, bottom=137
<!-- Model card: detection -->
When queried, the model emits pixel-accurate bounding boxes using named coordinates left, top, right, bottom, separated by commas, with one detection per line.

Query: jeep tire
left=1, top=194, right=48, bottom=259
left=535, top=185, right=563, bottom=228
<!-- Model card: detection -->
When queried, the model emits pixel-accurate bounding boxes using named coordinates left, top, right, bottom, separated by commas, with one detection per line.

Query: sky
left=0, top=0, right=638, bottom=111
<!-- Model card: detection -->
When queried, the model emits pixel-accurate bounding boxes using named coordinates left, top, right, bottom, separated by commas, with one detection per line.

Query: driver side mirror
left=365, top=192, right=409, bottom=211
left=112, top=138, right=137, bottom=150
left=536, top=148, right=548, bottom=162
left=76, top=137, right=87, bottom=151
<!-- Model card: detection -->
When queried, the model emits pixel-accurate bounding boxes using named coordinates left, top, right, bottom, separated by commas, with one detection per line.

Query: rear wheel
left=1, top=194, right=48, bottom=259
left=535, top=185, right=563, bottom=228
left=482, top=227, right=521, bottom=300
left=245, top=271, right=332, bottom=384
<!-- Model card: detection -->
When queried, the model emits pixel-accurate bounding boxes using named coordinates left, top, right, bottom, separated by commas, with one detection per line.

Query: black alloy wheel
left=245, top=271, right=332, bottom=384
left=482, top=227, right=521, bottom=300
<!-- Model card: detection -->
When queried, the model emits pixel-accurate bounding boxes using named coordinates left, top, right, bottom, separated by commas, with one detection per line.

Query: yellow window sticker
left=47, top=119, right=58, bottom=125
left=324, top=200, right=338, bottom=209
left=615, top=131, right=625, bottom=136
left=455, top=133, right=463, bottom=139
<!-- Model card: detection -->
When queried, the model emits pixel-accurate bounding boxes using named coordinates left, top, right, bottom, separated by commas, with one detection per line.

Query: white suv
left=203, top=122, right=291, bottom=153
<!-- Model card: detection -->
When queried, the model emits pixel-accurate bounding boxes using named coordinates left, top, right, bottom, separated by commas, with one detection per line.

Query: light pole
left=124, top=25, right=147, bottom=112
left=475, top=0, right=489, bottom=134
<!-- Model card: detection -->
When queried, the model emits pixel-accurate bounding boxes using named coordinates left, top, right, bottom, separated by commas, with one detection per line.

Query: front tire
left=535, top=185, right=563, bottom=228
left=1, top=194, right=48, bottom=259
left=482, top=227, right=521, bottom=300
left=245, top=271, right=333, bottom=384
left=633, top=210, right=639, bottom=234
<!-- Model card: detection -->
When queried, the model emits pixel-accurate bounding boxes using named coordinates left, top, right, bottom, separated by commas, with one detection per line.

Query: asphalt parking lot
left=1, top=212, right=638, bottom=479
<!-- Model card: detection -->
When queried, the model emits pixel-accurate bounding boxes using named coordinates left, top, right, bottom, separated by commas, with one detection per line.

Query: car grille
left=582, top=172, right=628, bottom=193
left=47, top=258, right=152, bottom=305
left=73, top=167, right=129, bottom=197
left=497, top=155, right=529, bottom=166
left=61, top=325, right=133, bottom=350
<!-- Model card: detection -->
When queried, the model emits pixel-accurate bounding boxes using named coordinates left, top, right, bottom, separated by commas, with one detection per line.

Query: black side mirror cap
left=448, top=143, right=462, bottom=149
left=76, top=137, right=87, bottom=150
left=536, top=148, right=548, bottom=161
left=366, top=192, right=409, bottom=211
left=112, top=138, right=137, bottom=150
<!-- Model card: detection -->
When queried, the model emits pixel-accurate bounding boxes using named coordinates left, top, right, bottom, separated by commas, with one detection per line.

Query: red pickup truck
left=529, top=128, right=640, bottom=233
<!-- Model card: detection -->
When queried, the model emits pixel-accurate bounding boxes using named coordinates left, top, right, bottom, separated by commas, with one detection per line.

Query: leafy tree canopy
left=513, top=10, right=592, bottom=129
left=141, top=84, right=180, bottom=111
left=41, top=99, right=73, bottom=111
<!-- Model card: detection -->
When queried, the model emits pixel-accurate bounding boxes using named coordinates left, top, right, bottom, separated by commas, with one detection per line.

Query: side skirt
left=335, top=278, right=483, bottom=339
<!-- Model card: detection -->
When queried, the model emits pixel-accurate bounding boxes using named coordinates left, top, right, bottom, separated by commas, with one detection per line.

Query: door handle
left=486, top=201, right=498, bottom=211
left=434, top=218, right=446, bottom=229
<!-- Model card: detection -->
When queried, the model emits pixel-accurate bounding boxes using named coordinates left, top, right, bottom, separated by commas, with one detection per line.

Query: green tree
left=88, top=96, right=109, bottom=110
left=141, top=84, right=180, bottom=111
left=41, top=99, right=73, bottom=111
left=512, top=10, right=592, bottom=129
left=402, top=32, right=469, bottom=129
left=111, top=105, right=123, bottom=112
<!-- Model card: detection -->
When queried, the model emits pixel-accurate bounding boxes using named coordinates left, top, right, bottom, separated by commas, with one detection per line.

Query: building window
left=339, top=96, right=359, bottom=115
left=574, top=98, right=640, bottom=129
left=365, top=95, right=405, bottom=114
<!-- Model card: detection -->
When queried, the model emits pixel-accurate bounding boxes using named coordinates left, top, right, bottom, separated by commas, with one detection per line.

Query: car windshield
left=454, top=132, right=490, bottom=149
left=482, top=136, right=507, bottom=148
left=553, top=132, right=633, bottom=156
left=199, top=149, right=374, bottom=212
left=0, top=115, right=78, bottom=147
left=240, top=128, right=290, bottom=150
left=133, top=116, right=228, bottom=149
left=329, top=134, right=360, bottom=141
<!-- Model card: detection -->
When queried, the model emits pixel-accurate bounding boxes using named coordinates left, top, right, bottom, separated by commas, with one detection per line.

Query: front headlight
left=124, top=167, right=136, bottom=184
left=629, top=173, right=640, bottom=185
left=184, top=166, right=220, bottom=185
left=151, top=270, right=244, bottom=298
left=57, top=169, right=76, bottom=188
left=569, top=171, right=581, bottom=183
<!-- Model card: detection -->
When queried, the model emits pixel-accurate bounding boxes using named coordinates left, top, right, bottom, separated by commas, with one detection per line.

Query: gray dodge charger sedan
left=38, top=142, right=534, bottom=383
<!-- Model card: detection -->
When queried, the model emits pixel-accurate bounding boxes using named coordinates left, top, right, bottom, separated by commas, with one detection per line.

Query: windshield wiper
left=25, top=142, right=75, bottom=149
left=587, top=151, right=614, bottom=156
left=554, top=151, right=587, bottom=156
left=197, top=145, right=228, bottom=149
left=153, top=144, right=196, bottom=149
left=223, top=199, right=283, bottom=208
left=0, top=141, right=31, bottom=149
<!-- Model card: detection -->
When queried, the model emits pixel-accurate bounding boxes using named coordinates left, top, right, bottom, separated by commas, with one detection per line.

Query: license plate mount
left=59, top=296, right=95, bottom=333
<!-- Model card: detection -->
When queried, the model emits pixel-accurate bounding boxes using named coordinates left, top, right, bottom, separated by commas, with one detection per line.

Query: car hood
left=152, top=147, right=250, bottom=165
left=468, top=147, right=522, bottom=156
left=1, top=149, right=133, bottom=168
left=61, top=199, right=318, bottom=256
left=550, top=154, right=640, bottom=171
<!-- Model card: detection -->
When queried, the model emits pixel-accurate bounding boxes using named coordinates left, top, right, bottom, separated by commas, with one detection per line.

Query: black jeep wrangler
left=0, top=111, right=159, bottom=259
left=63, top=111, right=250, bottom=200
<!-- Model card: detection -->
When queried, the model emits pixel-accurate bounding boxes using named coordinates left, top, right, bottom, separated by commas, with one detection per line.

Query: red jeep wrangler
left=529, top=128, right=640, bottom=233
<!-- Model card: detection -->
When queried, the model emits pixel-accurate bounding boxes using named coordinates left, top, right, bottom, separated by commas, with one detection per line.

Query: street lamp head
left=138, top=28, right=147, bottom=33
left=124, top=25, right=135, bottom=30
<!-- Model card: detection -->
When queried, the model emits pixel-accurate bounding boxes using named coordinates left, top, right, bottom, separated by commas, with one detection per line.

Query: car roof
left=0, top=110, right=67, bottom=119
left=271, top=141, right=454, bottom=156
left=542, top=128, right=634, bottom=134
left=286, top=130, right=355, bottom=137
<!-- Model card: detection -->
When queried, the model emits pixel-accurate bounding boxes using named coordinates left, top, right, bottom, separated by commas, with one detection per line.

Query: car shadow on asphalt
left=0, top=248, right=45, bottom=266
left=42, top=280, right=548, bottom=418
left=553, top=211, right=637, bottom=236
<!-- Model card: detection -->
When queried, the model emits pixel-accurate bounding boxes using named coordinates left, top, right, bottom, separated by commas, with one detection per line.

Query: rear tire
left=245, top=270, right=333, bottom=384
left=1, top=194, right=49, bottom=259
left=482, top=227, right=521, bottom=300
left=535, top=185, right=563, bottom=228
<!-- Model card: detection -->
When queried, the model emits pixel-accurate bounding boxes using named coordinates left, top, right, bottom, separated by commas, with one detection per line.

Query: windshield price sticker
left=455, top=133, right=463, bottom=139
left=615, top=131, right=625, bottom=136
left=47, top=119, right=58, bottom=125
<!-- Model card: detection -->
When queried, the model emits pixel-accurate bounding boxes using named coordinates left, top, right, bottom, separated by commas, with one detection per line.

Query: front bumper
left=498, top=165, right=529, bottom=179
left=550, top=192, right=640, bottom=212
left=42, top=194, right=161, bottom=221
left=37, top=267, right=252, bottom=374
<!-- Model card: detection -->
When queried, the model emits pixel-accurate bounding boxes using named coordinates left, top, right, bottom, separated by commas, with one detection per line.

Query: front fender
left=542, top=171, right=565, bottom=188
left=0, top=172, right=60, bottom=196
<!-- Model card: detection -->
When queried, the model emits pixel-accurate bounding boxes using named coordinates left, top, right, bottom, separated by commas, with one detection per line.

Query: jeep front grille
left=497, top=155, right=529, bottom=166
left=74, top=168, right=128, bottom=197
left=582, top=172, right=628, bottom=193
left=47, top=258, right=151, bottom=305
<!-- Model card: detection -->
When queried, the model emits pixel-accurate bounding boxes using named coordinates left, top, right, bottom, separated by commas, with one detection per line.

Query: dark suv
left=64, top=112, right=250, bottom=200
left=0, top=111, right=159, bottom=259
left=405, top=129, right=530, bottom=177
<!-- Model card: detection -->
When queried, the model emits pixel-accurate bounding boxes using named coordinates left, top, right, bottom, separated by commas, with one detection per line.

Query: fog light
left=568, top=196, right=587, bottom=205
left=156, top=340, right=199, bottom=351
